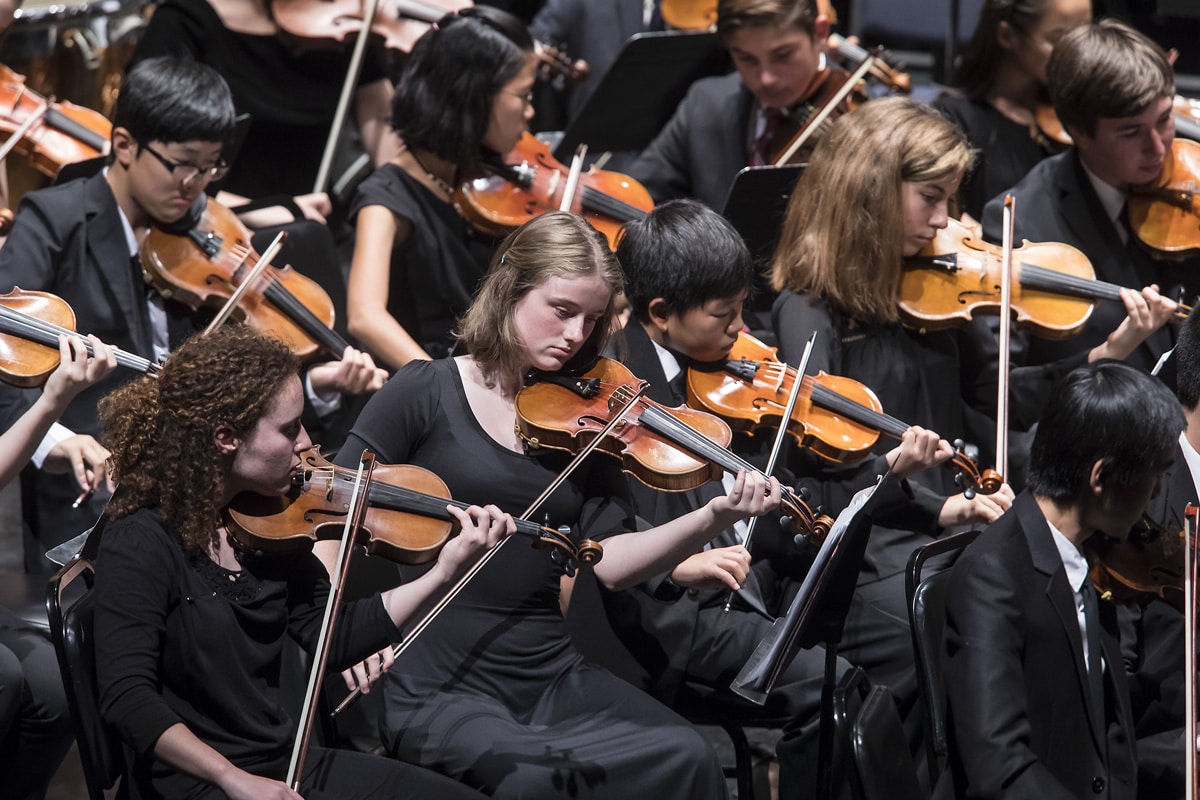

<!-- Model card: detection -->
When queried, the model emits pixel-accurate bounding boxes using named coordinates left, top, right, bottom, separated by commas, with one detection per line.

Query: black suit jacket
left=969, top=152, right=1194, bottom=427
left=629, top=72, right=753, bottom=210
left=0, top=173, right=199, bottom=567
left=938, top=491, right=1138, bottom=800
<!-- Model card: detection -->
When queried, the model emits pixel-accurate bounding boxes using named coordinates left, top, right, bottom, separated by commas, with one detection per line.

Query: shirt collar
left=1048, top=517, right=1091, bottom=593
left=1079, top=158, right=1127, bottom=228
left=102, top=166, right=141, bottom=258
left=650, top=337, right=682, bottom=384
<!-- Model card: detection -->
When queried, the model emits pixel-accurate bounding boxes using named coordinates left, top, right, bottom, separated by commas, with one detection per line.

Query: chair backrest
left=832, top=666, right=923, bottom=800
left=905, top=530, right=980, bottom=785
left=45, top=557, right=126, bottom=800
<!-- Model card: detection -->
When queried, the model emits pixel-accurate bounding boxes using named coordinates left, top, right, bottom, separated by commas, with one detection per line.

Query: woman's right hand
left=218, top=768, right=304, bottom=800
left=669, top=545, right=751, bottom=592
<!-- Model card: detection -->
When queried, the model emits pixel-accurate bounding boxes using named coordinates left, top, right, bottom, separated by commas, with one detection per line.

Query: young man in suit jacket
left=0, top=57, right=385, bottom=571
left=630, top=0, right=836, bottom=210
left=970, top=20, right=1186, bottom=429
left=940, top=360, right=1183, bottom=800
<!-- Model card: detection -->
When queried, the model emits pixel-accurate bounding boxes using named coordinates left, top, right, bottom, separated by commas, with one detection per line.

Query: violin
left=685, top=332, right=999, bottom=494
left=0, top=287, right=158, bottom=388
left=1128, top=137, right=1200, bottom=260
left=516, top=356, right=834, bottom=537
left=661, top=0, right=839, bottom=31
left=1087, top=514, right=1188, bottom=613
left=0, top=64, right=111, bottom=178
left=899, top=216, right=1190, bottom=338
left=1035, top=94, right=1200, bottom=154
left=271, top=0, right=587, bottom=83
left=455, top=132, right=653, bottom=249
left=826, top=34, right=910, bottom=95
left=140, top=197, right=354, bottom=360
left=226, top=447, right=600, bottom=568
left=762, top=64, right=863, bottom=167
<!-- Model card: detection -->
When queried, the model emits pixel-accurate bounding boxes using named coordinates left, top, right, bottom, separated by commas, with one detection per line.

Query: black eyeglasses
left=139, top=141, right=230, bottom=185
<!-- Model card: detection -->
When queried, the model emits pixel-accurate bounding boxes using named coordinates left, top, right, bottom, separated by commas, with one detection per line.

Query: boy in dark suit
left=940, top=360, right=1183, bottom=799
left=589, top=199, right=950, bottom=797
left=973, top=20, right=1186, bottom=428
left=0, top=57, right=385, bottom=571
left=630, top=0, right=837, bottom=210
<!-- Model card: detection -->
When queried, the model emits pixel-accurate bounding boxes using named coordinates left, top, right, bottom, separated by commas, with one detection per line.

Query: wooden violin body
left=686, top=333, right=885, bottom=463
left=686, top=332, right=999, bottom=494
left=898, top=216, right=1164, bottom=339
left=140, top=197, right=350, bottom=360
left=1129, top=137, right=1200, bottom=260
left=517, top=356, right=834, bottom=537
left=1088, top=516, right=1187, bottom=613
left=0, top=63, right=111, bottom=177
left=455, top=132, right=653, bottom=249
left=0, top=287, right=158, bottom=387
left=272, top=0, right=468, bottom=53
left=517, top=357, right=730, bottom=492
left=226, top=448, right=598, bottom=565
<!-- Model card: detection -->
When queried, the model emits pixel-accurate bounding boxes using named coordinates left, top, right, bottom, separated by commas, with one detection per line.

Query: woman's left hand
left=435, top=503, right=515, bottom=581
left=709, top=469, right=781, bottom=526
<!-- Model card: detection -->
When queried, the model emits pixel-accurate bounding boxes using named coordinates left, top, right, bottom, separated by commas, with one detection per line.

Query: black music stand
left=553, top=30, right=728, bottom=161
left=731, top=473, right=890, bottom=800
left=721, top=164, right=805, bottom=324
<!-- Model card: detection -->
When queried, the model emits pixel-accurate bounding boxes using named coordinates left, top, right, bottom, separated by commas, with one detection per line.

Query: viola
left=0, top=287, right=158, bottom=388
left=226, top=447, right=601, bottom=567
left=455, top=132, right=653, bottom=249
left=899, top=216, right=1190, bottom=339
left=0, top=63, right=111, bottom=178
left=516, top=356, right=834, bottom=538
left=1087, top=514, right=1187, bottom=613
left=140, top=197, right=353, bottom=360
left=686, top=332, right=999, bottom=495
left=1128, top=137, right=1200, bottom=260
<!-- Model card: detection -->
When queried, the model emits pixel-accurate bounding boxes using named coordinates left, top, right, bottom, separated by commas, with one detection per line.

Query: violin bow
left=202, top=231, right=287, bottom=336
left=312, top=0, right=382, bottom=194
left=0, top=98, right=48, bottom=165
left=559, top=144, right=588, bottom=213
left=995, top=196, right=1015, bottom=484
left=330, top=383, right=648, bottom=718
left=722, top=331, right=816, bottom=614
left=773, top=53, right=875, bottom=167
left=288, top=450, right=377, bottom=789
left=1186, top=503, right=1198, bottom=800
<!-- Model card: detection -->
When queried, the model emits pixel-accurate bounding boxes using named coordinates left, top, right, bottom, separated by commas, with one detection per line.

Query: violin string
left=220, top=243, right=348, bottom=355
left=579, top=185, right=649, bottom=223
left=0, top=304, right=155, bottom=373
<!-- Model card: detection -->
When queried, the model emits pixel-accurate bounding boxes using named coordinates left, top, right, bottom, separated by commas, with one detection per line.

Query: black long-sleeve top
left=94, top=508, right=401, bottom=792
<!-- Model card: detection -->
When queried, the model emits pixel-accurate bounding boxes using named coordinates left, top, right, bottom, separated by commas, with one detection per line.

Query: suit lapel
left=1057, top=154, right=1174, bottom=362
left=1020, top=495, right=1107, bottom=753
left=82, top=173, right=153, bottom=359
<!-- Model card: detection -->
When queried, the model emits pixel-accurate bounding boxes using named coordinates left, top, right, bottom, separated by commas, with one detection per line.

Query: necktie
left=1081, top=581, right=1106, bottom=724
left=749, top=109, right=783, bottom=167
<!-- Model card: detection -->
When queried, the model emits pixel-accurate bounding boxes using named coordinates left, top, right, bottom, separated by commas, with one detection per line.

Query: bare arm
left=152, top=725, right=302, bottom=800
left=346, top=204, right=430, bottom=369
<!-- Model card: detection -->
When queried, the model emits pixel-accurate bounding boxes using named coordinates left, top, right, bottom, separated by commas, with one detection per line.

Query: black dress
left=933, top=91, right=1053, bottom=222
left=335, top=358, right=729, bottom=799
left=348, top=164, right=495, bottom=358
left=93, top=509, right=487, bottom=800
left=129, top=0, right=391, bottom=199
